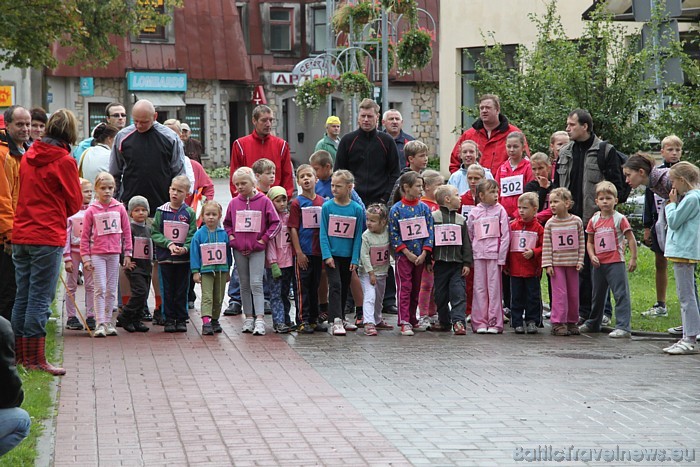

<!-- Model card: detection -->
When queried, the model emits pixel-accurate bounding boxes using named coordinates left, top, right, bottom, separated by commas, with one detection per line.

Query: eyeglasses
left=110, top=113, right=127, bottom=118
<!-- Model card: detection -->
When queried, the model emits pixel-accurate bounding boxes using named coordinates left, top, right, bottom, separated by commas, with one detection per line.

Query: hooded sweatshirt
left=12, top=139, right=83, bottom=247
left=223, top=191, right=280, bottom=255
left=80, top=198, right=133, bottom=261
left=64, top=204, right=89, bottom=258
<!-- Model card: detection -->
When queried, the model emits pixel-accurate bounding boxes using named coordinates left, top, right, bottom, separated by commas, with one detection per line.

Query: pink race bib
left=510, top=231, right=538, bottom=252
left=201, top=243, right=227, bottom=266
left=594, top=229, right=616, bottom=255
left=95, top=212, right=121, bottom=236
left=301, top=206, right=321, bottom=228
left=398, top=217, right=428, bottom=241
left=369, top=245, right=389, bottom=266
left=328, top=215, right=356, bottom=238
left=163, top=220, right=188, bottom=244
left=279, top=225, right=292, bottom=248
left=132, top=237, right=152, bottom=260
left=235, top=210, right=262, bottom=233
left=71, top=219, right=83, bottom=238
left=435, top=224, right=462, bottom=246
left=552, top=227, right=578, bottom=250
left=475, top=216, right=499, bottom=240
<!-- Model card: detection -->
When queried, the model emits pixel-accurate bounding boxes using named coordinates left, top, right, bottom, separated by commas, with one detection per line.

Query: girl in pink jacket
left=467, top=179, right=510, bottom=334
left=265, top=186, right=295, bottom=333
left=224, top=167, right=280, bottom=336
left=81, top=172, right=133, bottom=337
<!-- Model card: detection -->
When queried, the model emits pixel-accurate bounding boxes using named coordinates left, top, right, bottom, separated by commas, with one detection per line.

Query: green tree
left=0, top=0, right=182, bottom=70
left=464, top=1, right=699, bottom=159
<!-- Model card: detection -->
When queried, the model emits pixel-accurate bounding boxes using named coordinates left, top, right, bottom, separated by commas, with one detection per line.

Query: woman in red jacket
left=11, top=109, right=83, bottom=376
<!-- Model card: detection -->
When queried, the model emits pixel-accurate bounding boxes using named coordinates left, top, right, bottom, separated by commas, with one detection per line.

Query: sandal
left=551, top=324, right=570, bottom=336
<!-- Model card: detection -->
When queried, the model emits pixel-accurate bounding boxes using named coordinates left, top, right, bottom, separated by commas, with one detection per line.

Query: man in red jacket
left=449, top=94, right=529, bottom=174
left=229, top=105, right=294, bottom=198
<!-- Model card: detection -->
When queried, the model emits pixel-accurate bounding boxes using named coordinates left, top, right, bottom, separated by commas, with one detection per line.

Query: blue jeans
left=11, top=244, right=63, bottom=338
left=0, top=407, right=31, bottom=456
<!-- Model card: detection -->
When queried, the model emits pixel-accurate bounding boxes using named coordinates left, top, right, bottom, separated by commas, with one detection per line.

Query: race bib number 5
left=235, top=210, right=262, bottom=233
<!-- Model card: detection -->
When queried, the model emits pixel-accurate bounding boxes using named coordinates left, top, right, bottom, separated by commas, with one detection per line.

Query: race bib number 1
left=301, top=206, right=321, bottom=228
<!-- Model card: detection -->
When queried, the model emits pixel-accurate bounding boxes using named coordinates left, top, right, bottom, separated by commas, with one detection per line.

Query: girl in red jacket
left=494, top=132, right=534, bottom=220
left=81, top=172, right=133, bottom=338
left=506, top=192, right=544, bottom=334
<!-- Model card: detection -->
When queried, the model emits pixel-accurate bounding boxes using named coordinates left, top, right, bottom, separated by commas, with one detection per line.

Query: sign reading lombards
left=127, top=72, right=188, bottom=92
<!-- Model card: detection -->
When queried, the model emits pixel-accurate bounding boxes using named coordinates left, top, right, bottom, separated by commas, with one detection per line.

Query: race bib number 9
left=301, top=206, right=321, bottom=228
left=329, top=215, right=356, bottom=238
left=95, top=212, right=121, bottom=236
left=435, top=224, right=462, bottom=246
left=594, top=229, right=616, bottom=255
left=235, top=210, right=262, bottom=233
left=164, top=220, right=188, bottom=244
left=398, top=217, right=428, bottom=241
left=510, top=231, right=538, bottom=252
left=552, top=227, right=578, bottom=251
left=475, top=216, right=499, bottom=240
left=500, top=175, right=524, bottom=197
left=201, top=243, right=227, bottom=266
left=369, top=245, right=389, bottom=266
left=133, top=237, right=152, bottom=260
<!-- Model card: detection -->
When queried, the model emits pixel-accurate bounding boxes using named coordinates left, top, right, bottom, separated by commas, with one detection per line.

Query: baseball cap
left=181, top=123, right=191, bottom=131
left=326, top=116, right=341, bottom=125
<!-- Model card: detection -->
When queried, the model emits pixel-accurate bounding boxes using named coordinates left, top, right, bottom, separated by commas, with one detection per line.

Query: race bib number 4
left=201, top=243, right=227, bottom=266
left=510, top=231, right=538, bottom=252
left=594, top=229, right=616, bottom=255
left=552, top=227, right=578, bottom=250
left=435, top=224, right=462, bottom=246
left=369, top=245, right=389, bottom=266
left=329, top=215, right=356, bottom=238
left=235, top=210, right=262, bottom=233
left=133, top=237, right=152, bottom=260
left=301, top=206, right=321, bottom=228
left=475, top=216, right=499, bottom=240
left=95, top=212, right=121, bottom=236
left=500, top=175, right=524, bottom=197
left=164, top=220, right=188, bottom=244
left=399, top=217, right=428, bottom=241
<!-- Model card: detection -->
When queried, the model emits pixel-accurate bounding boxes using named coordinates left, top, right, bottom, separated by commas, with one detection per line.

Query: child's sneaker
left=176, top=320, right=187, bottom=332
left=526, top=322, right=538, bottom=334
left=663, top=339, right=698, bottom=355
left=668, top=325, right=683, bottom=336
left=503, top=308, right=511, bottom=323
left=211, top=319, right=223, bottom=333
left=642, top=303, right=668, bottom=318
left=105, top=322, right=118, bottom=336
left=86, top=316, right=96, bottom=331
left=418, top=315, right=431, bottom=331
left=608, top=329, right=631, bottom=338
left=253, top=318, right=266, bottom=335
left=202, top=322, right=214, bottom=335
left=486, top=327, right=500, bottom=334
left=164, top=319, right=177, bottom=333
left=452, top=321, right=467, bottom=335
left=475, top=327, right=487, bottom=334
left=354, top=311, right=364, bottom=328
left=514, top=326, right=525, bottom=334
left=400, top=324, right=414, bottom=336
left=66, top=317, right=83, bottom=330
left=93, top=323, right=107, bottom=337
left=273, top=322, right=291, bottom=334
left=375, top=320, right=394, bottom=330
left=314, top=321, right=329, bottom=332
left=343, top=321, right=358, bottom=331
left=602, top=315, right=611, bottom=326
left=364, top=323, right=378, bottom=336
left=331, top=318, right=346, bottom=336
left=297, top=322, right=314, bottom=334
left=242, top=318, right=255, bottom=333
left=142, top=309, right=153, bottom=322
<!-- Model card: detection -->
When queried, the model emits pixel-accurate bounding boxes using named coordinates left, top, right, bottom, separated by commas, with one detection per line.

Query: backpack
left=597, top=141, right=631, bottom=203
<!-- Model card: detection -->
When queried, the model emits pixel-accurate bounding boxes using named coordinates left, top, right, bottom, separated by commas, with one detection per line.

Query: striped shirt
left=542, top=214, right=585, bottom=268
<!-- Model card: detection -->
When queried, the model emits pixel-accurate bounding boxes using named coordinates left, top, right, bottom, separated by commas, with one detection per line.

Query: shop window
left=184, top=105, right=205, bottom=143
left=312, top=7, right=327, bottom=53
left=87, top=103, right=109, bottom=135
left=270, top=8, right=293, bottom=51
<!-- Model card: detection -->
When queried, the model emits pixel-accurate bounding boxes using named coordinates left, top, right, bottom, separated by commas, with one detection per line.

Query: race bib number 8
left=329, top=215, right=356, bottom=238
left=552, top=227, right=578, bottom=251
left=510, top=231, right=538, bottom=252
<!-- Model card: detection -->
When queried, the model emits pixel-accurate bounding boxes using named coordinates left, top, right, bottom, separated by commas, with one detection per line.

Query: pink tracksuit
left=63, top=205, right=94, bottom=319
left=467, top=202, right=510, bottom=332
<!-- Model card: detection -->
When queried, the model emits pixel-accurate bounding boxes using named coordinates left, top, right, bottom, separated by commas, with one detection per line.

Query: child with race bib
left=417, top=169, right=443, bottom=330
left=467, top=179, right=509, bottom=334
left=64, top=178, right=95, bottom=331
left=581, top=181, right=637, bottom=338
left=119, top=196, right=153, bottom=333
left=507, top=192, right=544, bottom=334
left=431, top=185, right=472, bottom=335
left=448, top=140, right=493, bottom=195
left=265, top=186, right=295, bottom=333
left=494, top=131, right=534, bottom=220
left=389, top=171, right=435, bottom=336
left=542, top=187, right=585, bottom=336
left=358, top=204, right=394, bottom=336
left=224, top=167, right=280, bottom=336
left=460, top=164, right=487, bottom=322
left=320, top=170, right=364, bottom=336
left=81, top=172, right=133, bottom=337
left=662, top=162, right=700, bottom=354
left=152, top=175, right=197, bottom=333
left=191, top=200, right=231, bottom=336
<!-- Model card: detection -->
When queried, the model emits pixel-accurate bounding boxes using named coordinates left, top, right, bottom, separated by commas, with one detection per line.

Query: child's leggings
left=673, top=262, right=700, bottom=339
left=550, top=266, right=579, bottom=325
left=471, top=259, right=503, bottom=331
left=465, top=268, right=474, bottom=316
left=418, top=266, right=436, bottom=318
left=65, top=251, right=94, bottom=318
left=233, top=250, right=266, bottom=318
left=359, top=272, right=387, bottom=325
left=267, top=266, right=294, bottom=325
left=395, top=255, right=423, bottom=327
left=92, top=254, right=119, bottom=325
left=326, top=256, right=352, bottom=322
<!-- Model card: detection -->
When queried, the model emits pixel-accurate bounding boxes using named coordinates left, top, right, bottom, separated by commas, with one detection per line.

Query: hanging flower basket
left=363, top=37, right=395, bottom=71
left=381, top=0, right=417, bottom=16
left=332, top=2, right=379, bottom=35
left=350, top=1, right=379, bottom=26
left=313, top=77, right=339, bottom=97
left=332, top=3, right=352, bottom=34
left=340, top=71, right=373, bottom=99
left=294, top=80, right=323, bottom=112
left=396, top=27, right=434, bottom=74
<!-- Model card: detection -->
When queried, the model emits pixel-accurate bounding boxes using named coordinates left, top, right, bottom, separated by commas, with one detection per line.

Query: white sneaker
left=641, top=304, right=668, bottom=318
left=242, top=318, right=255, bottom=333
left=466, top=315, right=472, bottom=323
left=664, top=339, right=698, bottom=355
left=417, top=315, right=431, bottom=331
left=93, top=324, right=107, bottom=338
left=486, top=327, right=499, bottom=334
left=343, top=321, right=358, bottom=331
left=400, top=324, right=414, bottom=336
left=608, top=329, right=631, bottom=338
left=602, top=315, right=611, bottom=326
left=105, top=322, right=118, bottom=336
left=429, top=315, right=439, bottom=326
left=253, top=318, right=266, bottom=336
left=476, top=327, right=487, bottom=334
left=332, top=318, right=346, bottom=336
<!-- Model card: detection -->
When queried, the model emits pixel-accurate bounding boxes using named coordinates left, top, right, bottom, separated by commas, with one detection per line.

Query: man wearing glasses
left=72, top=102, right=127, bottom=162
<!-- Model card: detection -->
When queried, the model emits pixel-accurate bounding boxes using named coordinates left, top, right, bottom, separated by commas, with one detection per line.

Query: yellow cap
left=326, top=116, right=341, bottom=125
